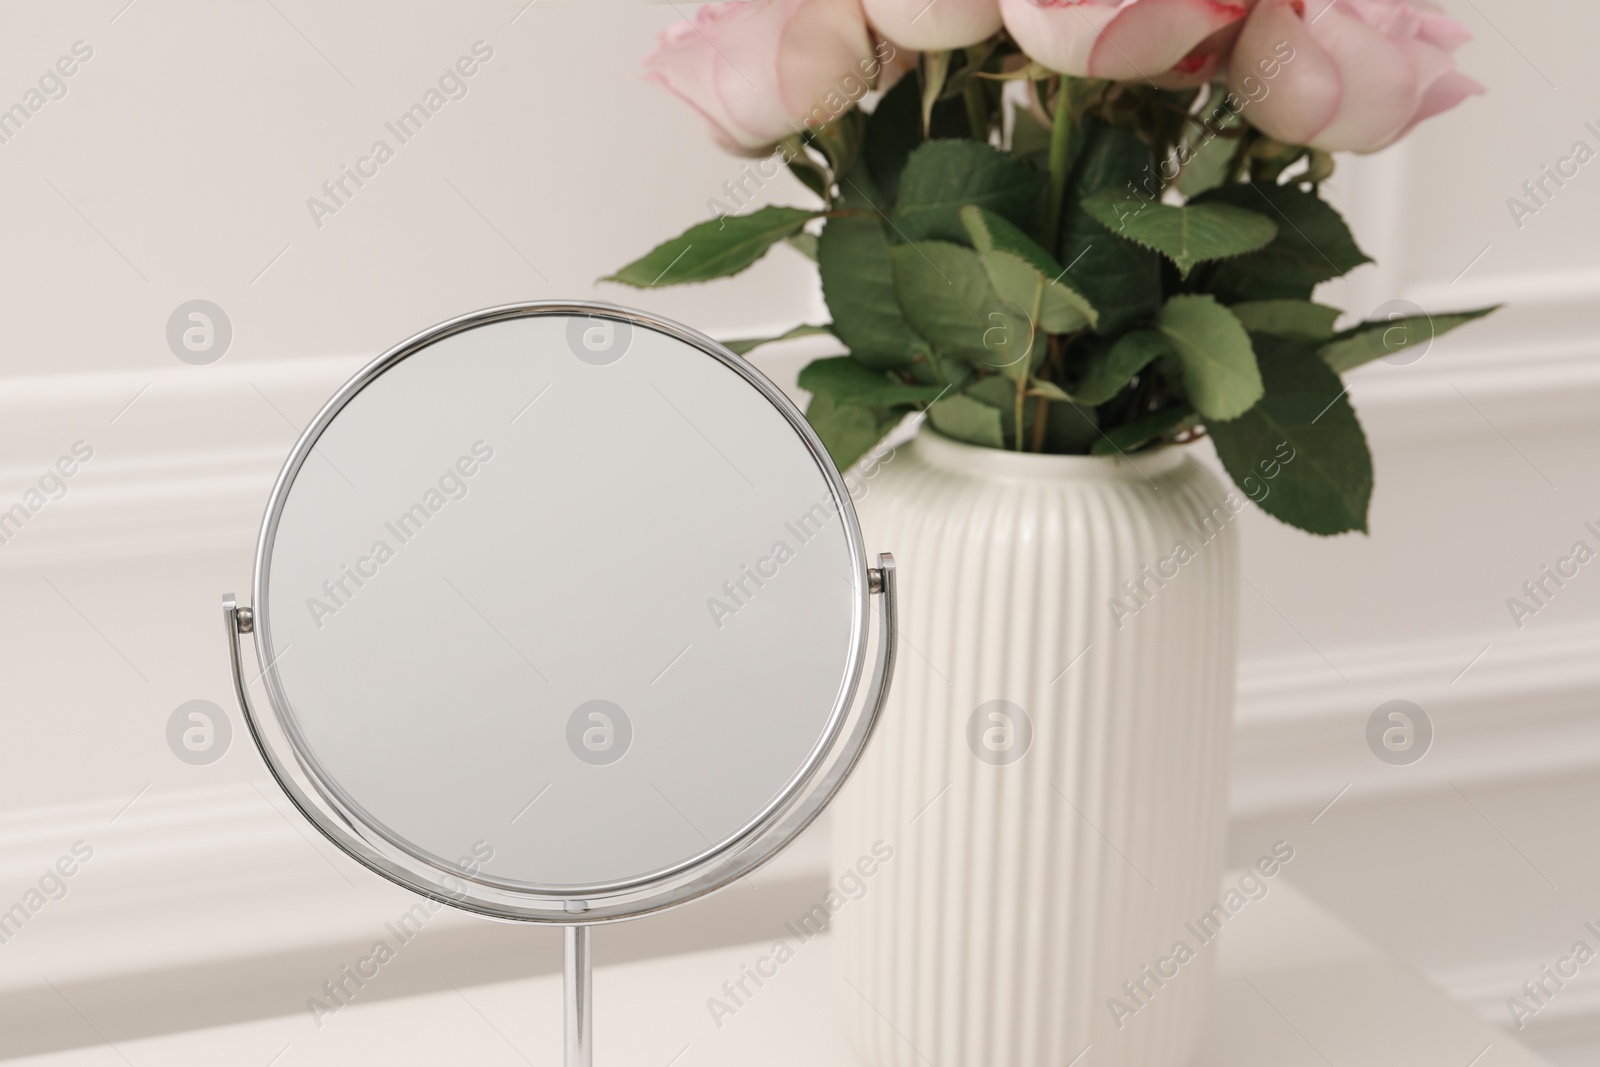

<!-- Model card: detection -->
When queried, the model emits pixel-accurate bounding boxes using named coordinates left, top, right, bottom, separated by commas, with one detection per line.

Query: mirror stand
left=223, top=556, right=897, bottom=1066
left=218, top=302, right=901, bottom=1066
left=565, top=925, right=592, bottom=1067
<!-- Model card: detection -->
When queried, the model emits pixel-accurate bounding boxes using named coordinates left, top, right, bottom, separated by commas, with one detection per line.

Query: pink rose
left=645, top=0, right=884, bottom=155
left=862, top=0, right=1002, bottom=50
left=1228, top=0, right=1483, bottom=152
left=999, top=0, right=1248, bottom=82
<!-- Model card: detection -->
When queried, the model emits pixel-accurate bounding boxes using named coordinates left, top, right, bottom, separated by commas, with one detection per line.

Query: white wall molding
left=1, top=303, right=1595, bottom=569
left=1, top=615, right=1592, bottom=999
left=1349, top=327, right=1600, bottom=429
left=0, top=355, right=364, bottom=422
left=1231, top=618, right=1600, bottom=818
left=1436, top=951, right=1600, bottom=1040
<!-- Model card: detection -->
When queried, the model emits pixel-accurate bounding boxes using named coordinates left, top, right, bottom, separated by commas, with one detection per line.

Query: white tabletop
left=4, top=874, right=1547, bottom=1067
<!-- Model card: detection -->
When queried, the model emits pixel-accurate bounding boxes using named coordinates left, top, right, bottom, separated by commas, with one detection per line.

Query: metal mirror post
left=220, top=303, right=898, bottom=1066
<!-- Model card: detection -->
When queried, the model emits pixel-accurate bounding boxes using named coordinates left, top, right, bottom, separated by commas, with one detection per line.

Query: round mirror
left=226, top=302, right=894, bottom=926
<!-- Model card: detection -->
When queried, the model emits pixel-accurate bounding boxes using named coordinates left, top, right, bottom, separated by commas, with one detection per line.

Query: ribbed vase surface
left=833, top=430, right=1239, bottom=1067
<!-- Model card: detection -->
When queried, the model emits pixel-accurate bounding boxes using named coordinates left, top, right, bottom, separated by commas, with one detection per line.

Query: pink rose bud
left=1228, top=0, right=1484, bottom=153
left=1000, top=0, right=1248, bottom=82
left=862, top=0, right=1003, bottom=50
left=645, top=0, right=885, bottom=155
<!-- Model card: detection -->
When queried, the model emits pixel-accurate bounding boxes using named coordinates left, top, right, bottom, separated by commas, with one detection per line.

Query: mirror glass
left=257, top=308, right=863, bottom=893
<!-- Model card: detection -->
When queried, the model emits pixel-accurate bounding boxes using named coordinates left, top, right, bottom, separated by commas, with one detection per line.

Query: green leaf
left=721, top=324, right=833, bottom=357
left=788, top=157, right=831, bottom=202
left=1229, top=300, right=1342, bottom=342
left=1042, top=398, right=1102, bottom=453
left=965, top=377, right=1096, bottom=452
left=889, top=240, right=1000, bottom=362
left=785, top=232, right=819, bottom=261
left=961, top=204, right=1059, bottom=273
left=797, top=356, right=949, bottom=407
left=981, top=250, right=1097, bottom=335
left=1195, top=184, right=1372, bottom=301
left=927, top=392, right=1005, bottom=448
left=805, top=393, right=904, bottom=472
left=838, top=161, right=889, bottom=213
left=962, top=205, right=1098, bottom=332
left=1073, top=329, right=1171, bottom=405
left=1056, top=119, right=1163, bottom=335
left=1209, top=337, right=1372, bottom=535
left=893, top=140, right=1045, bottom=244
left=1081, top=194, right=1278, bottom=279
left=1176, top=110, right=1242, bottom=198
left=1320, top=306, right=1498, bottom=374
left=934, top=357, right=977, bottom=391
left=606, top=206, right=820, bottom=287
left=1091, top=405, right=1196, bottom=455
left=964, top=375, right=1024, bottom=446
left=1028, top=379, right=1073, bottom=401
left=1155, top=294, right=1263, bottom=421
left=861, top=76, right=921, bottom=204
left=861, top=73, right=969, bottom=204
left=819, top=216, right=932, bottom=370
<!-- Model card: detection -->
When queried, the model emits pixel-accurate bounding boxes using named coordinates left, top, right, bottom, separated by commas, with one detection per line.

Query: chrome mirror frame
left=219, top=301, right=898, bottom=1064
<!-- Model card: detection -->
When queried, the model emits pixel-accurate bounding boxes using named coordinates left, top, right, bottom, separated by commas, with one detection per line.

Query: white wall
left=0, top=0, right=1597, bottom=1062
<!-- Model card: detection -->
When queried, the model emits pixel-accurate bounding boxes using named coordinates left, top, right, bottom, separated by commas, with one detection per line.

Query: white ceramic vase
left=832, top=430, right=1240, bottom=1067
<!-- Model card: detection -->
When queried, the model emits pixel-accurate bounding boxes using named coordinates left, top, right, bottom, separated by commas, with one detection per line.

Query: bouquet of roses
left=608, top=0, right=1494, bottom=535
